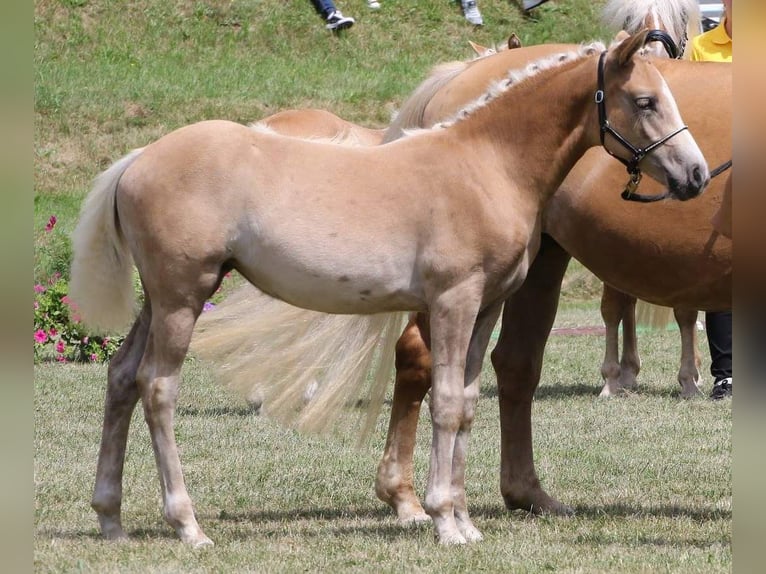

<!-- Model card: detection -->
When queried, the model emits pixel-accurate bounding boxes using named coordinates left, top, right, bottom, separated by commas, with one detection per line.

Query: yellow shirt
left=690, top=19, right=732, bottom=62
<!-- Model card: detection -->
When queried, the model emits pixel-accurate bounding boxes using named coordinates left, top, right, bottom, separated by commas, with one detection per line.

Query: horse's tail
left=382, top=59, right=468, bottom=143
left=636, top=300, right=675, bottom=330
left=191, top=285, right=407, bottom=442
left=69, top=148, right=144, bottom=333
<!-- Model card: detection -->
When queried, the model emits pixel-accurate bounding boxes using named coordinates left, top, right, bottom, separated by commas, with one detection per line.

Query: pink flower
left=203, top=301, right=215, bottom=312
left=102, top=337, right=110, bottom=348
left=48, top=327, right=58, bottom=337
left=34, top=330, right=48, bottom=344
left=34, top=284, right=46, bottom=293
left=56, top=355, right=68, bottom=363
left=45, top=215, right=57, bottom=232
left=55, top=340, right=65, bottom=354
left=82, top=336, right=89, bottom=345
left=90, top=353, right=98, bottom=362
left=34, top=301, right=39, bottom=310
left=61, top=295, right=71, bottom=305
left=48, top=272, right=62, bottom=284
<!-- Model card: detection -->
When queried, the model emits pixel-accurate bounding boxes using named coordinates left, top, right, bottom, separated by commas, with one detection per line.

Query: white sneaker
left=325, top=10, right=355, bottom=31
left=367, top=0, right=381, bottom=9
left=462, top=1, right=483, bottom=25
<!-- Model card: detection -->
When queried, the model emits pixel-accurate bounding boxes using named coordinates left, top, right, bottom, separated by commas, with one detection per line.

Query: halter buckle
left=622, top=171, right=642, bottom=198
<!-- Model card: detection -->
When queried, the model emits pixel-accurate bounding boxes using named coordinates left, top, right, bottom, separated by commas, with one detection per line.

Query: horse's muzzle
left=668, top=163, right=710, bottom=201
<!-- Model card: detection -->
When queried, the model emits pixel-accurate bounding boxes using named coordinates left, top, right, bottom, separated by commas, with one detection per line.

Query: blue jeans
left=310, top=0, right=337, bottom=18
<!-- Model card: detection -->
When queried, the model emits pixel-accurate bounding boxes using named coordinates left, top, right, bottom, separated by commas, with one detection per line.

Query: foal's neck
left=454, top=54, right=600, bottom=205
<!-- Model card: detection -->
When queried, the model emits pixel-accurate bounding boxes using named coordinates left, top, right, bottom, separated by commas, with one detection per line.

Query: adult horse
left=373, top=47, right=730, bottom=521
left=598, top=0, right=708, bottom=397
left=70, top=33, right=707, bottom=546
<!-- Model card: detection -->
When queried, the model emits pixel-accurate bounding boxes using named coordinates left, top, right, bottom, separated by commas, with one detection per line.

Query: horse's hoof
left=399, top=511, right=432, bottom=525
left=97, top=515, right=128, bottom=541
left=437, top=532, right=467, bottom=546
left=459, top=524, right=484, bottom=543
left=192, top=537, right=214, bottom=549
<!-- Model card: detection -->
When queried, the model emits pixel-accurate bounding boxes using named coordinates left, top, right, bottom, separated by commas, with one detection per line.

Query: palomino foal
left=71, top=31, right=707, bottom=547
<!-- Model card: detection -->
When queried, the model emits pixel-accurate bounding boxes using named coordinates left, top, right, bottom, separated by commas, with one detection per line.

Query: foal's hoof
left=178, top=528, right=214, bottom=548
left=459, top=524, right=484, bottom=543
left=399, top=510, right=432, bottom=525
left=192, top=537, right=214, bottom=549
left=437, top=532, right=467, bottom=546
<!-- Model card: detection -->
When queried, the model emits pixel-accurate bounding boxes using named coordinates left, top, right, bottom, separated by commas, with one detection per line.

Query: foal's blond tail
left=191, top=285, right=407, bottom=442
left=69, top=149, right=144, bottom=333
left=636, top=300, right=675, bottom=330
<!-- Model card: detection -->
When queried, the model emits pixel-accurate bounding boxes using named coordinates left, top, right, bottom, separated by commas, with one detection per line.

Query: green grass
left=34, top=313, right=731, bottom=572
left=34, top=1, right=731, bottom=570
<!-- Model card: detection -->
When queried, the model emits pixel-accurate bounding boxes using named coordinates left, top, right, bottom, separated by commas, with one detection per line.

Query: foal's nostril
left=691, top=165, right=708, bottom=192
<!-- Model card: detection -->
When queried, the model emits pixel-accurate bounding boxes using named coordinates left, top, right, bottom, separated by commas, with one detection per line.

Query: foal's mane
left=602, top=0, right=701, bottom=56
left=405, top=41, right=607, bottom=137
left=382, top=60, right=470, bottom=143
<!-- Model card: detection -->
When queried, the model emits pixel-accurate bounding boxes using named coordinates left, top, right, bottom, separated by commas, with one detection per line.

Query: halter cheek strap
left=595, top=48, right=690, bottom=202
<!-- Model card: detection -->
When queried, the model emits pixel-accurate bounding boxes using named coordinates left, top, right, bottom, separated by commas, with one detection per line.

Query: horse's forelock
left=602, top=0, right=702, bottom=49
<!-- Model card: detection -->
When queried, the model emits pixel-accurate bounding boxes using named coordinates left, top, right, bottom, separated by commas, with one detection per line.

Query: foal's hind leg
left=674, top=307, right=702, bottom=398
left=375, top=313, right=432, bottom=523
left=492, top=236, right=572, bottom=515
left=599, top=286, right=639, bottom=396
left=92, top=303, right=151, bottom=540
left=137, top=297, right=213, bottom=547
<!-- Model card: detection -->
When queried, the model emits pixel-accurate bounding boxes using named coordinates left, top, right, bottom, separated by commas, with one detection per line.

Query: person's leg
left=309, top=0, right=336, bottom=18
left=706, top=310, right=732, bottom=399
left=461, top=1, right=483, bottom=25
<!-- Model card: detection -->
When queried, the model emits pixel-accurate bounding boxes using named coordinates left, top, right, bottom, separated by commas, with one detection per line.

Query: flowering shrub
left=33, top=214, right=234, bottom=364
left=34, top=276, right=124, bottom=364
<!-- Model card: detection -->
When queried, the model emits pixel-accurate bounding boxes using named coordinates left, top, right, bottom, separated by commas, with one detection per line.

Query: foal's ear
left=507, top=33, right=522, bottom=50
left=612, top=30, right=630, bottom=44
left=613, top=28, right=651, bottom=65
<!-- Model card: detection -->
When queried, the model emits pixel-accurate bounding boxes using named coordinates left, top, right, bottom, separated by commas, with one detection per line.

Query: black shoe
left=710, top=377, right=732, bottom=400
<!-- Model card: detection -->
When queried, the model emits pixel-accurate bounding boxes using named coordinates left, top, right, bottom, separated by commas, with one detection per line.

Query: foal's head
left=597, top=30, right=709, bottom=200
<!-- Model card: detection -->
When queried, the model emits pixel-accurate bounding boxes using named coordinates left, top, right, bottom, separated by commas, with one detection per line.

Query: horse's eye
left=635, top=97, right=655, bottom=111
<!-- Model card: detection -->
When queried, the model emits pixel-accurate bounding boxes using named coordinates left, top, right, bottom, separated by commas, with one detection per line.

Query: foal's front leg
left=450, top=302, right=503, bottom=542
left=424, top=284, right=483, bottom=545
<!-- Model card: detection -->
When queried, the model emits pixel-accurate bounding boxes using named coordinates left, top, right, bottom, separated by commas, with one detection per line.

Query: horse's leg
left=424, top=282, right=483, bottom=545
left=451, top=301, right=503, bottom=542
left=617, top=293, right=640, bottom=391
left=599, top=286, right=636, bottom=396
left=375, top=312, right=432, bottom=523
left=492, top=235, right=573, bottom=515
left=136, top=295, right=214, bottom=547
left=91, top=302, right=151, bottom=540
left=674, top=307, right=703, bottom=398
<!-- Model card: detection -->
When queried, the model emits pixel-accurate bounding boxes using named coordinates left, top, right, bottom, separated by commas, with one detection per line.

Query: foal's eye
left=635, top=97, right=656, bottom=111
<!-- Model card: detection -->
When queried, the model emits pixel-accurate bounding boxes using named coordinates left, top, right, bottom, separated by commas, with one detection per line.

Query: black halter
left=644, top=28, right=681, bottom=59
left=595, top=47, right=690, bottom=202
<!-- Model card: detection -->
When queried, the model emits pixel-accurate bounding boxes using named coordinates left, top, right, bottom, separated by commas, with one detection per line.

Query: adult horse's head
left=596, top=29, right=709, bottom=201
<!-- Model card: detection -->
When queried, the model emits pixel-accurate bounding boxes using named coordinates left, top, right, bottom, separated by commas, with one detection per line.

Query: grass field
left=34, top=309, right=732, bottom=572
left=34, top=0, right=732, bottom=571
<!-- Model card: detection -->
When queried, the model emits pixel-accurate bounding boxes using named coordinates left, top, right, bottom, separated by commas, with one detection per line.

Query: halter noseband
left=595, top=45, right=689, bottom=202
